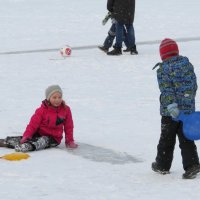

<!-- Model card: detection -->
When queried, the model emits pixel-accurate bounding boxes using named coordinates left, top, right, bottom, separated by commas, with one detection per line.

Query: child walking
left=0, top=85, right=78, bottom=152
left=152, top=38, right=200, bottom=179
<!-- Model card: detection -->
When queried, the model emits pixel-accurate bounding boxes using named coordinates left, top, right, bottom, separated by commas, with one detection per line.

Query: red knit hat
left=159, top=38, right=179, bottom=61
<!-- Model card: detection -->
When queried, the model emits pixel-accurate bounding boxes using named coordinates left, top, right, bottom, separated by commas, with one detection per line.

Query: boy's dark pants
left=156, top=116, right=199, bottom=171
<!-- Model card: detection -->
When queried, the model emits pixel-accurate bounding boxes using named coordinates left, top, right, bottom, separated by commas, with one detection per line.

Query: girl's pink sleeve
left=22, top=107, right=43, bottom=139
left=64, top=107, right=74, bottom=144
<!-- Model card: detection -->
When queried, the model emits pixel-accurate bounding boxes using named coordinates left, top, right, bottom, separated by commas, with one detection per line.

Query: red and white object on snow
left=60, top=45, right=72, bottom=57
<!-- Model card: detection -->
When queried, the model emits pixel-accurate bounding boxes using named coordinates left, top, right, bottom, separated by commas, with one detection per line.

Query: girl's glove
left=20, top=136, right=29, bottom=144
left=66, top=141, right=78, bottom=149
left=167, top=103, right=180, bottom=118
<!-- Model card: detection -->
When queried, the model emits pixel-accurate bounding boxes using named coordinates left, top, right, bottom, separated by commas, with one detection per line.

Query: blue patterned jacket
left=155, top=56, right=197, bottom=116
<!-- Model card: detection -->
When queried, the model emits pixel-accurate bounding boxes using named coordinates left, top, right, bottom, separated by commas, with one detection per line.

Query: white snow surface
left=1, top=0, right=200, bottom=199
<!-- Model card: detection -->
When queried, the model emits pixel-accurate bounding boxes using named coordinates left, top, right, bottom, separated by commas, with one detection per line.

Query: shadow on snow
left=63, top=142, right=143, bottom=165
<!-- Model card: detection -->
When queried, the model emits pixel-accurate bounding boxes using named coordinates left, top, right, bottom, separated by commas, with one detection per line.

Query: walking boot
left=152, top=162, right=170, bottom=175
left=130, top=45, right=138, bottom=55
left=182, top=164, right=200, bottom=179
left=107, top=47, right=122, bottom=56
left=98, top=45, right=109, bottom=53
left=123, top=47, right=131, bottom=52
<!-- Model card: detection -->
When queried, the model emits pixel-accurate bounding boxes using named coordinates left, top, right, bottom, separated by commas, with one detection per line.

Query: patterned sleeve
left=176, top=63, right=197, bottom=96
left=156, top=57, right=197, bottom=115
left=157, top=67, right=176, bottom=108
left=172, top=62, right=197, bottom=113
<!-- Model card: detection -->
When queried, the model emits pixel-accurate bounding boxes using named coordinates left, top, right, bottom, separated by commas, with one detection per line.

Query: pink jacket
left=23, top=100, right=74, bottom=144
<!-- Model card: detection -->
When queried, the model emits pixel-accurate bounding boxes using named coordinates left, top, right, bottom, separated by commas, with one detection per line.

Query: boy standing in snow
left=152, top=38, right=200, bottom=179
left=0, top=85, right=78, bottom=152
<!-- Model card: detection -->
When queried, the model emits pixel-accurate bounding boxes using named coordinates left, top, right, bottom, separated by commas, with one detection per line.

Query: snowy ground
left=1, top=0, right=200, bottom=199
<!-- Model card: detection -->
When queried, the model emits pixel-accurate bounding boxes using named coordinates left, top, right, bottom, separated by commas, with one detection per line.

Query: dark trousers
left=155, top=116, right=199, bottom=171
left=115, top=22, right=135, bottom=49
left=103, top=23, right=129, bottom=49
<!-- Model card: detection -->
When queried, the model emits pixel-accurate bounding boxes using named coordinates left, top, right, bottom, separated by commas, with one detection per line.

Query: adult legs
left=103, top=23, right=116, bottom=49
left=122, top=26, right=130, bottom=51
left=107, top=21, right=123, bottom=55
left=114, top=22, right=124, bottom=49
left=107, top=22, right=137, bottom=55
left=124, top=24, right=135, bottom=48
left=125, top=24, right=138, bottom=54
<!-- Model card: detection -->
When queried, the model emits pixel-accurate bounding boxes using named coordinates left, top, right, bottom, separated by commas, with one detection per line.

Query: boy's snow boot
left=130, top=45, right=138, bottom=55
left=151, top=162, right=170, bottom=175
left=182, top=164, right=200, bottom=179
left=15, top=143, right=34, bottom=153
left=98, top=45, right=109, bottom=53
left=107, top=47, right=122, bottom=56
left=123, top=47, right=131, bottom=52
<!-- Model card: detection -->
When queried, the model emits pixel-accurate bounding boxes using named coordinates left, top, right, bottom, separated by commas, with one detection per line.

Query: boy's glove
left=167, top=103, right=180, bottom=118
left=66, top=141, right=78, bottom=149
left=102, top=12, right=112, bottom=25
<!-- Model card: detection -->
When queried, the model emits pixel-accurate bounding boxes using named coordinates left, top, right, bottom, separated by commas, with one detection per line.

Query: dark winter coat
left=22, top=100, right=74, bottom=145
left=156, top=56, right=197, bottom=116
left=107, top=0, right=135, bottom=24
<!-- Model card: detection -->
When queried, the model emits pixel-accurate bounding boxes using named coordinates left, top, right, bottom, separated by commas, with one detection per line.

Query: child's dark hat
left=159, top=38, right=179, bottom=61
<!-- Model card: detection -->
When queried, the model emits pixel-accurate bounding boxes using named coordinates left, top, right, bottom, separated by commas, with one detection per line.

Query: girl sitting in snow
left=0, top=85, right=78, bottom=152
